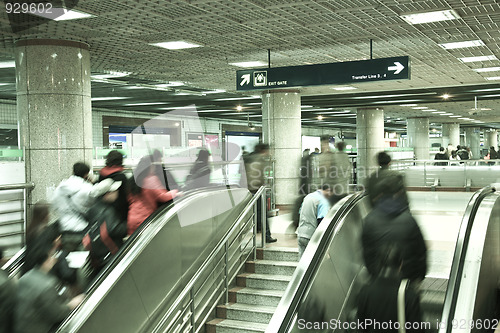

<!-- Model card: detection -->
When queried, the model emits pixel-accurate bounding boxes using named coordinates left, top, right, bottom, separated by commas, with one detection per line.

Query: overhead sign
left=237, top=56, right=410, bottom=91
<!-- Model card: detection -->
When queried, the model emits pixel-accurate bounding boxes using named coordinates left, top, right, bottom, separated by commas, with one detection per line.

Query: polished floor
left=266, top=191, right=475, bottom=278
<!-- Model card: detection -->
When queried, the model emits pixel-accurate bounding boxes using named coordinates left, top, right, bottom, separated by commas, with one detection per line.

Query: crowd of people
left=0, top=148, right=217, bottom=333
left=434, top=143, right=500, bottom=165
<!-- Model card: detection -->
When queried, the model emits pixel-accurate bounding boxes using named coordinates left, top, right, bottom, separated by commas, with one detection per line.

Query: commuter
left=457, top=146, right=469, bottom=160
left=98, top=150, right=129, bottom=222
left=152, top=149, right=180, bottom=191
left=127, top=155, right=180, bottom=235
left=244, top=143, right=276, bottom=243
left=23, top=202, right=77, bottom=286
left=183, top=148, right=211, bottom=191
left=14, top=232, right=85, bottom=333
left=293, top=149, right=313, bottom=229
left=434, top=147, right=448, bottom=166
left=446, top=143, right=454, bottom=157
left=83, top=180, right=127, bottom=278
left=362, top=171, right=427, bottom=282
left=297, top=184, right=332, bottom=259
left=317, top=135, right=335, bottom=193
left=0, top=248, right=16, bottom=333
left=330, top=141, right=351, bottom=202
left=490, top=146, right=498, bottom=160
left=449, top=150, right=461, bottom=166
left=52, top=162, right=117, bottom=251
left=357, top=243, right=423, bottom=333
left=466, top=146, right=473, bottom=159
left=366, top=152, right=408, bottom=207
left=312, top=147, right=320, bottom=155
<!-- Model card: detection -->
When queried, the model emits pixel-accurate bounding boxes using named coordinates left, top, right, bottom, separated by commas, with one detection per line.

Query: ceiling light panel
left=473, top=67, right=500, bottom=73
left=438, top=40, right=485, bottom=49
left=229, top=61, right=267, bottom=67
left=400, top=9, right=460, bottom=25
left=459, top=55, right=498, bottom=63
left=151, top=41, right=201, bottom=50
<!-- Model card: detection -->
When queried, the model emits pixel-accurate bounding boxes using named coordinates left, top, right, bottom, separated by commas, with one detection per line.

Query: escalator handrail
left=440, top=186, right=495, bottom=333
left=56, top=185, right=255, bottom=332
left=267, top=191, right=367, bottom=333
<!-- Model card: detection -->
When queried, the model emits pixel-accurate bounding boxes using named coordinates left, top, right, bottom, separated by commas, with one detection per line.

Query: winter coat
left=362, top=197, right=427, bottom=281
left=51, top=175, right=102, bottom=232
left=127, top=174, right=178, bottom=235
left=99, top=166, right=129, bottom=222
left=365, top=168, right=408, bottom=207
left=0, top=269, right=16, bottom=333
left=357, top=275, right=422, bottom=332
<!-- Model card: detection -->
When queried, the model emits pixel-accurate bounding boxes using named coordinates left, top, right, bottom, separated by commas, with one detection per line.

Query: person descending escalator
left=183, top=148, right=211, bottom=191
left=357, top=243, right=423, bottom=332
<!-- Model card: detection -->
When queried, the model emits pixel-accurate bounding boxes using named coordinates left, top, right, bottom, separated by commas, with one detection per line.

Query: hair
left=321, top=184, right=331, bottom=191
left=73, top=162, right=90, bottom=178
left=254, top=143, right=269, bottom=154
left=377, top=152, right=391, bottom=166
left=196, top=148, right=210, bottom=163
left=336, top=141, right=346, bottom=151
left=439, top=147, right=445, bottom=152
left=26, top=201, right=50, bottom=243
left=105, top=150, right=124, bottom=167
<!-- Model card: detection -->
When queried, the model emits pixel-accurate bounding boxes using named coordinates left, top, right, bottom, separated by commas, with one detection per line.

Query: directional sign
left=236, top=56, right=410, bottom=91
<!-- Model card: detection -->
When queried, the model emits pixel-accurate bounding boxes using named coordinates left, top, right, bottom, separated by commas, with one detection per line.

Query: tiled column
left=15, top=39, right=92, bottom=213
left=407, top=117, right=430, bottom=160
left=356, top=108, right=384, bottom=186
left=488, top=130, right=498, bottom=150
left=262, top=90, right=301, bottom=205
left=442, top=123, right=460, bottom=148
left=464, top=127, right=480, bottom=159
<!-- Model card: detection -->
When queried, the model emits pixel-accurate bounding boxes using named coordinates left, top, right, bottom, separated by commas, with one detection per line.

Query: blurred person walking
left=183, top=148, right=211, bottom=191
left=98, top=150, right=129, bottom=222
left=0, top=248, right=16, bottom=333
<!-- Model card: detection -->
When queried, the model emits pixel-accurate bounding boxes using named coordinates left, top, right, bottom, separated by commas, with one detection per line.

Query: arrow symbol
left=240, top=74, right=250, bottom=86
left=388, top=62, right=404, bottom=75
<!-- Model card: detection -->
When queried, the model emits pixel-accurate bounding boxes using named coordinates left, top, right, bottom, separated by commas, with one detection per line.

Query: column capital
left=16, top=39, right=89, bottom=50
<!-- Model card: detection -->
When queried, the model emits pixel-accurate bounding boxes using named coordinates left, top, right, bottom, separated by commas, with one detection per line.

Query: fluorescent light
left=332, top=86, right=357, bottom=91
left=401, top=9, right=460, bottom=25
left=151, top=41, right=201, bottom=50
left=156, top=82, right=184, bottom=87
left=229, top=61, right=267, bottom=68
left=319, top=110, right=351, bottom=114
left=124, top=102, right=167, bottom=106
left=438, top=40, right=484, bottom=49
left=459, top=55, right=497, bottom=63
left=91, top=71, right=130, bottom=80
left=486, top=77, right=500, bottom=81
left=400, top=104, right=418, bottom=107
left=202, top=89, right=226, bottom=94
left=441, top=113, right=454, bottom=116
left=423, top=109, right=437, bottom=111
left=473, top=67, right=500, bottom=72
left=412, top=106, right=428, bottom=110
left=303, top=108, right=334, bottom=112
left=317, top=116, right=324, bottom=120
left=458, top=118, right=471, bottom=120
left=0, top=61, right=15, bottom=68
left=450, top=115, right=461, bottom=118
left=469, top=88, right=500, bottom=92
left=91, top=97, right=129, bottom=101
left=432, top=111, right=446, bottom=114
left=246, top=102, right=262, bottom=105
left=53, top=8, right=94, bottom=21
left=301, top=105, right=314, bottom=108
left=214, top=96, right=260, bottom=101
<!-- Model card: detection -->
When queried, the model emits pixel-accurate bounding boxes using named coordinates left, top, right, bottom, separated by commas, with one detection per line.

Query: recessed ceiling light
left=236, top=105, right=243, bottom=111
left=441, top=94, right=450, bottom=99
left=450, top=115, right=461, bottom=118
left=215, top=96, right=260, bottom=101
left=124, top=102, right=167, bottom=106
left=53, top=8, right=94, bottom=21
left=458, top=118, right=471, bottom=120
left=441, top=113, right=454, bottom=116
left=459, top=55, right=498, bottom=63
left=156, top=82, right=184, bottom=87
left=203, top=89, right=226, bottom=94
left=229, top=61, right=267, bottom=68
left=423, top=109, right=437, bottom=111
left=91, top=97, right=129, bottom=101
left=412, top=106, right=428, bottom=109
left=0, top=61, right=15, bottom=68
left=432, top=111, right=446, bottom=114
left=317, top=115, right=324, bottom=120
left=400, top=104, right=418, bottom=107
left=473, top=67, right=500, bottom=72
left=438, top=40, right=485, bottom=49
left=486, top=77, right=500, bottom=81
left=91, top=71, right=130, bottom=80
left=246, top=102, right=262, bottom=105
left=332, top=86, right=357, bottom=91
left=400, top=9, right=460, bottom=25
left=301, top=105, right=313, bottom=108
left=150, top=41, right=201, bottom=50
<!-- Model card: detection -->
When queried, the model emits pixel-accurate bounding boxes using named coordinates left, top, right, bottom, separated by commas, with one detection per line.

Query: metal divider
left=150, top=186, right=267, bottom=333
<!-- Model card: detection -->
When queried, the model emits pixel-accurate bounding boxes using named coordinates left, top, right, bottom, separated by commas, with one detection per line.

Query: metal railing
left=0, top=182, right=34, bottom=256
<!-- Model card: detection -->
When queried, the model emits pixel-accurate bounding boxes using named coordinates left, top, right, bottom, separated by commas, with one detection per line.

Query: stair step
left=422, top=277, right=449, bottom=292
left=246, top=260, right=297, bottom=276
left=229, top=287, right=284, bottom=307
left=237, top=273, right=292, bottom=291
left=421, top=289, right=446, bottom=314
left=257, top=247, right=299, bottom=262
left=206, top=319, right=267, bottom=333
left=217, top=303, right=275, bottom=324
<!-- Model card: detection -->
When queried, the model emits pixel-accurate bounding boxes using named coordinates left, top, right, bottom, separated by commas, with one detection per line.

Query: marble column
left=356, top=108, right=384, bottom=186
left=464, top=127, right=480, bottom=159
left=407, top=118, right=430, bottom=160
left=487, top=130, right=498, bottom=150
left=442, top=123, right=460, bottom=149
left=261, top=90, right=301, bottom=206
left=15, top=39, right=92, bottom=215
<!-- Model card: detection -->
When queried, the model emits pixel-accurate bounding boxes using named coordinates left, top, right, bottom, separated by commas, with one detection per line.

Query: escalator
left=3, top=185, right=258, bottom=332
left=267, top=187, right=500, bottom=332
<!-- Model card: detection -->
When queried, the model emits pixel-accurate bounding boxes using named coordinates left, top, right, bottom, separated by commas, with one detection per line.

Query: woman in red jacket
left=127, top=155, right=179, bottom=235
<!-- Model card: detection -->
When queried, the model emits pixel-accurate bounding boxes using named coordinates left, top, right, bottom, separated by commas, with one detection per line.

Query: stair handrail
left=439, top=186, right=495, bottom=333
left=267, top=191, right=366, bottom=333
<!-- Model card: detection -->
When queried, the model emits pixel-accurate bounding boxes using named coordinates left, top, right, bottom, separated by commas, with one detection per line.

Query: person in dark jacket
left=183, top=148, right=211, bottom=191
left=0, top=248, right=16, bottom=333
left=98, top=150, right=129, bottom=222
left=362, top=171, right=427, bottom=282
left=434, top=147, right=448, bottom=166
left=83, top=180, right=127, bottom=279
left=357, top=244, right=423, bottom=332
left=152, top=149, right=179, bottom=191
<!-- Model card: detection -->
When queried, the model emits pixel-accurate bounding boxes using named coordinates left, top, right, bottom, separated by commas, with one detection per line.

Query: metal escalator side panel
left=447, top=192, right=500, bottom=333
left=56, top=187, right=251, bottom=333
left=439, top=186, right=495, bottom=333
left=267, top=192, right=369, bottom=333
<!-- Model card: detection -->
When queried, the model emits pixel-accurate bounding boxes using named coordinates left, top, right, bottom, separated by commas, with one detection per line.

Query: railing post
left=189, top=288, right=195, bottom=332
left=253, top=200, right=257, bottom=260
left=224, top=241, right=229, bottom=303
left=261, top=190, right=266, bottom=248
left=423, top=161, right=427, bottom=186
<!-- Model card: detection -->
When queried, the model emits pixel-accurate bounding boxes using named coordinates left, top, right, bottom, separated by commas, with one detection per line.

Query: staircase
left=421, top=277, right=448, bottom=333
left=206, top=247, right=299, bottom=333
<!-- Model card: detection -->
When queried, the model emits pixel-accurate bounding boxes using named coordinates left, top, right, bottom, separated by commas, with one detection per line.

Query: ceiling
left=1, top=0, right=500, bottom=132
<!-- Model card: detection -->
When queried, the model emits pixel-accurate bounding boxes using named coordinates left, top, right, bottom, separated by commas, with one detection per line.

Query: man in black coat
left=362, top=172, right=427, bottom=282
